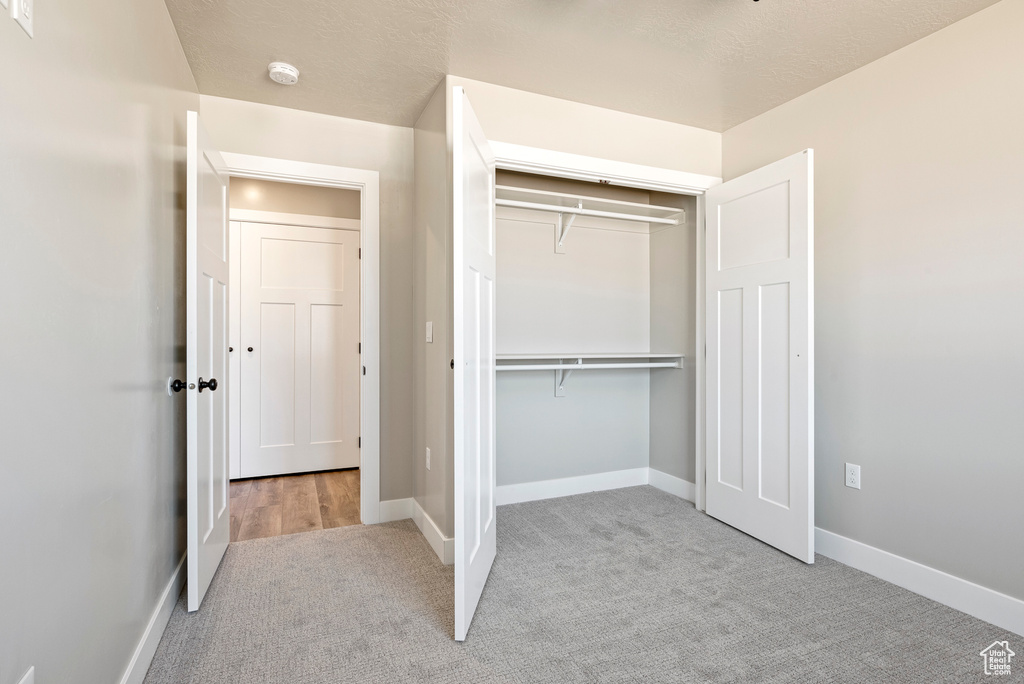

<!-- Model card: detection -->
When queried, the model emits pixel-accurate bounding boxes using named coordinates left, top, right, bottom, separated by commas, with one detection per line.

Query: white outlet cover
left=425, top=447, right=431, bottom=470
left=12, top=0, right=33, bottom=37
left=425, top=321, right=433, bottom=343
left=845, top=463, right=861, bottom=489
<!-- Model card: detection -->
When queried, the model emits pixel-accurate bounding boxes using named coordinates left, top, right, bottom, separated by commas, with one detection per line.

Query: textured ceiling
left=164, top=0, right=999, bottom=132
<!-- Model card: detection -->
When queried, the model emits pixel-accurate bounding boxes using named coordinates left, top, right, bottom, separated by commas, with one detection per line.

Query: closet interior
left=493, top=171, right=698, bottom=492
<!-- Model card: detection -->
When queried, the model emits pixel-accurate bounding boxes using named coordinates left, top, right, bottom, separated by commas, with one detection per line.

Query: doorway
left=220, top=153, right=382, bottom=528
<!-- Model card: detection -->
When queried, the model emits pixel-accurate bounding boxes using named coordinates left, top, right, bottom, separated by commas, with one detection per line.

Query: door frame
left=489, top=141, right=720, bottom=511
left=220, top=152, right=382, bottom=524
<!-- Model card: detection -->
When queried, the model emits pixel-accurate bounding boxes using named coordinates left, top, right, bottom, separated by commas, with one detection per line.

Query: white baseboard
left=816, top=528, right=1024, bottom=638
left=497, top=467, right=651, bottom=506
left=496, top=467, right=696, bottom=507
left=412, top=499, right=454, bottom=565
left=118, top=554, right=186, bottom=684
left=647, top=468, right=696, bottom=503
left=379, top=497, right=413, bottom=522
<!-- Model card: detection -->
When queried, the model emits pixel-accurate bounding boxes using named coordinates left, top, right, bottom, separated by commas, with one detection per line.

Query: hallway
left=230, top=470, right=361, bottom=541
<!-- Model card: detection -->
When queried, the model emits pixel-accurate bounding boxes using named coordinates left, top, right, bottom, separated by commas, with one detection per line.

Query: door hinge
left=358, top=248, right=361, bottom=259
left=358, top=436, right=361, bottom=448
left=358, top=342, right=361, bottom=354
left=362, top=365, right=366, bottom=375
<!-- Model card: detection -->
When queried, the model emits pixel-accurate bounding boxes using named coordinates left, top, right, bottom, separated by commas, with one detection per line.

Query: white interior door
left=186, top=111, right=230, bottom=611
left=452, top=86, right=497, bottom=641
left=705, top=149, right=814, bottom=563
left=239, top=222, right=360, bottom=479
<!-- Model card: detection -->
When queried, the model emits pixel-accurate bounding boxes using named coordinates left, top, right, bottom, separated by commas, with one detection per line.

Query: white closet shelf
left=497, top=353, right=683, bottom=396
left=496, top=353, right=684, bottom=371
left=495, top=185, right=684, bottom=226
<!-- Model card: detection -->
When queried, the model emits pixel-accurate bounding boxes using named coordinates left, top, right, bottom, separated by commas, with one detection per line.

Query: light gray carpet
left=145, top=487, right=1013, bottom=683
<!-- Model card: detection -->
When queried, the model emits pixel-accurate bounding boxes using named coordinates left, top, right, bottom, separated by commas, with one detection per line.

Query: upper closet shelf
left=495, top=185, right=684, bottom=227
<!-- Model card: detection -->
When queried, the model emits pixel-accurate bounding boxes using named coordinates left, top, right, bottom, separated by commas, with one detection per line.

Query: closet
left=414, top=83, right=814, bottom=643
left=492, top=171, right=695, bottom=493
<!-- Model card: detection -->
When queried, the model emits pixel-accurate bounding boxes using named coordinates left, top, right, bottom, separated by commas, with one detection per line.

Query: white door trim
left=490, top=141, right=720, bottom=512
left=220, top=152, right=382, bottom=524
left=229, top=208, right=360, bottom=231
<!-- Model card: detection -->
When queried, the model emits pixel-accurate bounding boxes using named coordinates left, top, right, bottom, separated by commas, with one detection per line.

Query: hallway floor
left=230, top=469, right=361, bottom=541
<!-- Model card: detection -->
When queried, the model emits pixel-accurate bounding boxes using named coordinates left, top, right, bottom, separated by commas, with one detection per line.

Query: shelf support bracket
left=555, top=201, right=582, bottom=254
left=554, top=358, right=582, bottom=397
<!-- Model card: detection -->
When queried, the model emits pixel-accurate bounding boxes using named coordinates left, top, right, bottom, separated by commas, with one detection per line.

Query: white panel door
left=705, top=149, right=814, bottom=563
left=239, top=222, right=360, bottom=479
left=452, top=86, right=497, bottom=641
left=186, top=111, right=230, bottom=611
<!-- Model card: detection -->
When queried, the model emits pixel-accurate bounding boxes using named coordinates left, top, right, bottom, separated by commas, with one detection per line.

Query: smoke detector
left=268, top=62, right=300, bottom=86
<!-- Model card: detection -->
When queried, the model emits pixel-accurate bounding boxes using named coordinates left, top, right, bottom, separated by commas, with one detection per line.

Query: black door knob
left=247, top=347, right=254, bottom=352
left=229, top=347, right=234, bottom=352
left=169, top=379, right=187, bottom=393
left=198, top=377, right=218, bottom=393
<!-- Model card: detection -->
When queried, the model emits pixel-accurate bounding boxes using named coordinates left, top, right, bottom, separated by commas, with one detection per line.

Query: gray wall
left=722, top=0, right=1024, bottom=601
left=413, top=82, right=453, bottom=534
left=199, top=95, right=416, bottom=502
left=0, top=0, right=198, bottom=682
left=649, top=194, right=698, bottom=483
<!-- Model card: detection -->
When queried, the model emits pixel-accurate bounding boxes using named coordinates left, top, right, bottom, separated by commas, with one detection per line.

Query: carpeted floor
left=144, top=486, right=1012, bottom=683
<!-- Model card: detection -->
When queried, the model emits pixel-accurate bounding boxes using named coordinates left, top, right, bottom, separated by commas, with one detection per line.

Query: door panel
left=186, top=111, right=230, bottom=611
left=705, top=149, right=814, bottom=563
left=453, top=86, right=497, bottom=642
left=240, top=222, right=360, bottom=478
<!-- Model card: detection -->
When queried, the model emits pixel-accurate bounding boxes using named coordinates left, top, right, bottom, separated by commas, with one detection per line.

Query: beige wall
left=229, top=177, right=361, bottom=219
left=723, top=0, right=1024, bottom=601
left=200, top=94, right=416, bottom=502
left=0, top=0, right=198, bottom=681
left=448, top=76, right=720, bottom=178
left=451, top=76, right=721, bottom=178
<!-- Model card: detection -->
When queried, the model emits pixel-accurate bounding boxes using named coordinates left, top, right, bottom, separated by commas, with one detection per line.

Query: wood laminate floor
left=230, top=469, right=361, bottom=542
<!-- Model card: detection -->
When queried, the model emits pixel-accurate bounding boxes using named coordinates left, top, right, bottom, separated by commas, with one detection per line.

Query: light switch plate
left=425, top=321, right=433, bottom=343
left=12, top=0, right=34, bottom=37
left=425, top=447, right=431, bottom=470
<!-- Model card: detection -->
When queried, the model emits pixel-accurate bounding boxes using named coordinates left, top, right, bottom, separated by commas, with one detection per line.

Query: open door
left=705, top=149, right=814, bottom=563
left=186, top=111, right=231, bottom=610
left=452, top=86, right=497, bottom=641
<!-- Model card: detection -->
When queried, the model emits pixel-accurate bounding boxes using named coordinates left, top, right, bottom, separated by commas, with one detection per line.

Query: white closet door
left=452, top=86, right=497, bottom=641
left=185, top=111, right=230, bottom=611
left=239, top=222, right=361, bottom=479
left=705, top=149, right=814, bottom=563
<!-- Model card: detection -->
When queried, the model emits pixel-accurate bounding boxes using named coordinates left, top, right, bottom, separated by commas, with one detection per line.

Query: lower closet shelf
left=495, top=353, right=683, bottom=396
left=495, top=353, right=684, bottom=371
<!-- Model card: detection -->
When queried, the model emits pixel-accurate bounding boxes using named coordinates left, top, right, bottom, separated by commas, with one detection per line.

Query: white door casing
left=452, top=86, right=498, bottom=641
left=239, top=222, right=360, bottom=478
left=186, top=111, right=231, bottom=611
left=705, top=149, right=814, bottom=563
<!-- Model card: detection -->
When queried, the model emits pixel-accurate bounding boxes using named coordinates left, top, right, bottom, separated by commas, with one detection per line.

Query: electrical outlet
left=425, top=321, right=433, bottom=343
left=425, top=447, right=431, bottom=471
left=18, top=667, right=35, bottom=684
left=11, top=0, right=33, bottom=37
left=845, top=463, right=861, bottom=490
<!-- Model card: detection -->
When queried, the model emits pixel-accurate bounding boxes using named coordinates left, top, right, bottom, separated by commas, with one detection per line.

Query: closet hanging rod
left=494, top=198, right=680, bottom=226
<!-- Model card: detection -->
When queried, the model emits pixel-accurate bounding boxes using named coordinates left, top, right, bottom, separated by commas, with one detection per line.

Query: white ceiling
left=164, top=0, right=999, bottom=132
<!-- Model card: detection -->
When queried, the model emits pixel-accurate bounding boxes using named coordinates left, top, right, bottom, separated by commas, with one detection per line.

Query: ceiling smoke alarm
left=268, top=62, right=300, bottom=86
